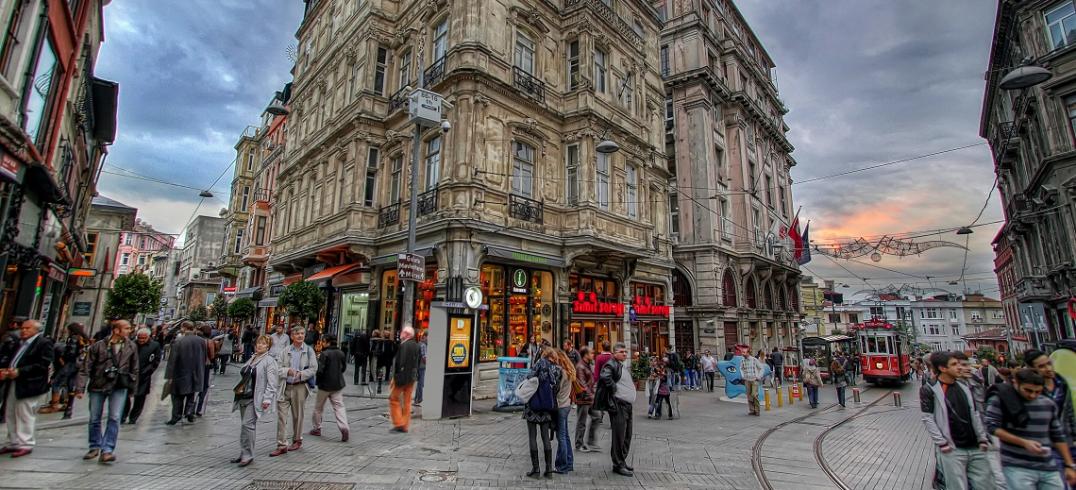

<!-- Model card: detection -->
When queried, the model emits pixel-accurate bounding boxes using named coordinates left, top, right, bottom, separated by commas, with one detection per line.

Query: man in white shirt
left=741, top=351, right=764, bottom=416
left=269, top=324, right=289, bottom=359
left=700, top=351, right=717, bottom=392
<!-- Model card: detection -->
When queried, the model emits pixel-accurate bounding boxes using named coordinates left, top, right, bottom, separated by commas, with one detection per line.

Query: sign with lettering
left=409, top=88, right=443, bottom=127
left=511, top=268, right=529, bottom=294
left=72, top=301, right=92, bottom=316
left=571, top=291, right=624, bottom=316
left=397, top=253, right=425, bottom=282
left=631, top=295, right=670, bottom=318
left=447, top=316, right=472, bottom=369
left=0, top=153, right=20, bottom=182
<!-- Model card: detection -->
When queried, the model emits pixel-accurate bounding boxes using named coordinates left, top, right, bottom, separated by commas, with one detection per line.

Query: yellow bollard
left=776, top=387, right=783, bottom=407
left=787, top=385, right=794, bottom=405
left=795, top=383, right=803, bottom=401
left=764, top=388, right=771, bottom=411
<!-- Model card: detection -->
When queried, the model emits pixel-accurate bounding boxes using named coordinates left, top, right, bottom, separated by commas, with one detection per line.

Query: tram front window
left=864, top=335, right=891, bottom=354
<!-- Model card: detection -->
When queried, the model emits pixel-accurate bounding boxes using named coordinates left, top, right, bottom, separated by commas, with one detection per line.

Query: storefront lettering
left=631, top=295, right=669, bottom=318
left=572, top=292, right=624, bottom=316
left=511, top=252, right=547, bottom=265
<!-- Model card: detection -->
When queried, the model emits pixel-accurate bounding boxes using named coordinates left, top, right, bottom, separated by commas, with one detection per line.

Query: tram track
left=752, top=389, right=895, bottom=490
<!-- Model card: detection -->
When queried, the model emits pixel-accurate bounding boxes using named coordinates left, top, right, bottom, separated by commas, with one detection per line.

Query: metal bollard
left=795, top=383, right=803, bottom=401
left=764, top=389, right=771, bottom=411
left=787, top=385, right=794, bottom=405
left=776, top=387, right=783, bottom=408
left=892, top=391, right=902, bottom=407
left=852, top=387, right=861, bottom=403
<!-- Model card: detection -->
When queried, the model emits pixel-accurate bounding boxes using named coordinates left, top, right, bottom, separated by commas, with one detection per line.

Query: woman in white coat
left=231, top=335, right=280, bottom=466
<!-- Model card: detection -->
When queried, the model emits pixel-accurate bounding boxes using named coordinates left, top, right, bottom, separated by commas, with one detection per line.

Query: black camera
left=104, top=366, right=119, bottom=380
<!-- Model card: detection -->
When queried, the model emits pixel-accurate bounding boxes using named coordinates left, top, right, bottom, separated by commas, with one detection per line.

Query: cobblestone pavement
left=0, top=367, right=937, bottom=489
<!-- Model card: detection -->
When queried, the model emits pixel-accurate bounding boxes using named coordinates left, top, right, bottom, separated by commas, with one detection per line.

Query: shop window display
left=478, top=264, right=552, bottom=362
left=339, top=292, right=369, bottom=338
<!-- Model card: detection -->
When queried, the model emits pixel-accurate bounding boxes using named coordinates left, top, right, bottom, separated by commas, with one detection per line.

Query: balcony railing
left=509, top=194, right=543, bottom=224
left=512, top=66, right=545, bottom=102
left=424, top=57, right=446, bottom=88
left=252, top=189, right=272, bottom=203
left=388, top=84, right=411, bottom=114
left=417, top=188, right=438, bottom=216
left=378, top=203, right=400, bottom=227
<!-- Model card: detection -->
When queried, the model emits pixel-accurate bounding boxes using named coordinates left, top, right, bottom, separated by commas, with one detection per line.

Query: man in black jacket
left=163, top=321, right=206, bottom=425
left=122, top=327, right=162, bottom=424
left=310, top=334, right=348, bottom=442
left=350, top=330, right=370, bottom=385
left=389, top=326, right=421, bottom=433
left=0, top=319, right=53, bottom=458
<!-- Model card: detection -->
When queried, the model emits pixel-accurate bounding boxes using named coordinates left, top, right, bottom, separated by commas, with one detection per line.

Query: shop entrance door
left=674, top=320, right=694, bottom=353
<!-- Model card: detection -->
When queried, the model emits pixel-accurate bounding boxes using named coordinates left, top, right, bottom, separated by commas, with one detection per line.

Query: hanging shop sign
left=631, top=295, right=669, bottom=318
left=572, top=291, right=624, bottom=316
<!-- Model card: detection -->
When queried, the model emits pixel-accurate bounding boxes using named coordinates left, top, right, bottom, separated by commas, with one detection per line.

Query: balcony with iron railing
left=417, top=188, right=438, bottom=216
left=378, top=202, right=400, bottom=228
left=424, top=57, right=446, bottom=88
left=388, top=83, right=412, bottom=114
left=509, top=194, right=543, bottom=224
left=512, top=67, right=545, bottom=102
left=563, top=0, right=643, bottom=47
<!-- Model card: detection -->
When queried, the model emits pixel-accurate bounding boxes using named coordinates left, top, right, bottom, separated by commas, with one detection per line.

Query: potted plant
left=631, top=352, right=651, bottom=391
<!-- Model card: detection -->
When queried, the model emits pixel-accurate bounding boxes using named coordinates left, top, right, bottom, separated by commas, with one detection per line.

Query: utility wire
left=792, top=143, right=986, bottom=185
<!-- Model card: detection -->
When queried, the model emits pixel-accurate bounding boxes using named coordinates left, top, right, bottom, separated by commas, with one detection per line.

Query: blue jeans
left=414, top=367, right=425, bottom=403
left=88, top=389, right=127, bottom=454
left=806, top=385, right=819, bottom=406
left=554, top=407, right=573, bottom=472
left=1003, top=465, right=1063, bottom=489
left=686, top=369, right=697, bottom=388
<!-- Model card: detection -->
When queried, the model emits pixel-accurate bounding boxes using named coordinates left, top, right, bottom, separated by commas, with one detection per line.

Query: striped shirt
left=741, top=356, right=764, bottom=382
left=985, top=394, right=1066, bottom=471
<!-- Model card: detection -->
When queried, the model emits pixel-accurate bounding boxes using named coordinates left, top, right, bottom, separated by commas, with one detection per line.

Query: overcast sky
left=95, top=1, right=1003, bottom=298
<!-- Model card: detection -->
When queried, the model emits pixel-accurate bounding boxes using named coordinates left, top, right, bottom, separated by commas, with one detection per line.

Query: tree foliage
left=279, top=281, right=325, bottom=322
left=105, top=273, right=163, bottom=321
left=189, top=304, right=208, bottom=322
left=210, top=295, right=229, bottom=321
left=228, top=297, right=257, bottom=322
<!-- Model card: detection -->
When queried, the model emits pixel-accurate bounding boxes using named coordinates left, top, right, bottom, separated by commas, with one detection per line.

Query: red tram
left=852, top=318, right=911, bottom=385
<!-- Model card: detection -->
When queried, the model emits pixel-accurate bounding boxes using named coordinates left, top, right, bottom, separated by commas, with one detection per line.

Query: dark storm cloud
left=736, top=0, right=1003, bottom=296
left=93, top=1, right=303, bottom=233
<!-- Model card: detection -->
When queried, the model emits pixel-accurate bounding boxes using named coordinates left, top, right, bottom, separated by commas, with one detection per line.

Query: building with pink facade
left=115, top=220, right=176, bottom=277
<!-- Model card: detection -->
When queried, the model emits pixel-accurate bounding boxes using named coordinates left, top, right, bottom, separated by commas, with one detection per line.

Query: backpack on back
left=528, top=364, right=556, bottom=412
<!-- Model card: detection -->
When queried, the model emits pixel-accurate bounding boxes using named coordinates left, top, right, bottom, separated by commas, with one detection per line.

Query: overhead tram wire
left=178, top=159, right=237, bottom=237
left=792, top=143, right=986, bottom=186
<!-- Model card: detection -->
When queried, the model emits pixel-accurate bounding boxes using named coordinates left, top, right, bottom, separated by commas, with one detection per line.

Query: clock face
left=465, top=287, right=483, bottom=309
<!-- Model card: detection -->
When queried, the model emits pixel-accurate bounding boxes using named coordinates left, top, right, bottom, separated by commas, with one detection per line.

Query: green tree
left=279, top=281, right=325, bottom=322
left=189, top=304, right=208, bottom=322
left=210, top=295, right=229, bottom=321
left=104, top=273, right=163, bottom=321
left=228, top=297, right=257, bottom=324
left=975, top=346, right=999, bottom=364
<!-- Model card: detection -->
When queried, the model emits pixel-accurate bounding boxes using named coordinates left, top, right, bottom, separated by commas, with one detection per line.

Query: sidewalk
left=0, top=366, right=852, bottom=489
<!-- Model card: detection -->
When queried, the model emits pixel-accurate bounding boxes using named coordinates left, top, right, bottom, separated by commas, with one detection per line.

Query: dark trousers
left=123, top=393, right=148, bottom=422
left=170, top=393, right=195, bottom=420
left=609, top=400, right=633, bottom=470
left=196, top=367, right=211, bottom=415
left=836, top=386, right=847, bottom=406
left=243, top=343, right=253, bottom=362
left=217, top=355, right=230, bottom=374
left=527, top=420, right=553, bottom=470
left=705, top=372, right=715, bottom=392
left=653, top=394, right=672, bottom=418
left=353, top=355, right=368, bottom=384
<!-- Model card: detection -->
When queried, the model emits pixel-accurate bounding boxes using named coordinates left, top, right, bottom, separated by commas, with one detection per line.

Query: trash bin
left=493, top=356, right=530, bottom=411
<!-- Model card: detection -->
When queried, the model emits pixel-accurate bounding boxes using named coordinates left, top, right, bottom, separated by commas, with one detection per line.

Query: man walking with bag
left=0, top=319, right=53, bottom=458
left=309, top=334, right=348, bottom=442
left=271, top=326, right=317, bottom=456
left=76, top=320, right=138, bottom=463
left=598, top=343, right=635, bottom=476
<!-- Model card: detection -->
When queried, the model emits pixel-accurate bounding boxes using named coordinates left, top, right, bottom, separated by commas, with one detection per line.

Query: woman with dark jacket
left=42, top=323, right=89, bottom=418
left=523, top=350, right=561, bottom=478
left=574, top=347, right=599, bottom=452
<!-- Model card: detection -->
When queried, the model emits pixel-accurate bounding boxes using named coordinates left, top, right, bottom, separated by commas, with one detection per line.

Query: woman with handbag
left=231, top=335, right=280, bottom=467
left=802, top=358, right=823, bottom=408
left=574, top=347, right=599, bottom=452
left=522, top=348, right=561, bottom=478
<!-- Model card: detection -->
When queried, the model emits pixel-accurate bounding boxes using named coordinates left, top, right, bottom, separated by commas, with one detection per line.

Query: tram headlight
left=875, top=362, right=884, bottom=369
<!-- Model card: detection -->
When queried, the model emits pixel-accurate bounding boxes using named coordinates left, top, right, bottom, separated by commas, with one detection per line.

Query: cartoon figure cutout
left=718, top=355, right=771, bottom=401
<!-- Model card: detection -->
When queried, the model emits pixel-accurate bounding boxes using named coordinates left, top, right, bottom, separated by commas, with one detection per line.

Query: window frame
left=625, top=163, right=638, bottom=218
left=511, top=140, right=536, bottom=198
left=390, top=154, right=402, bottom=203
left=566, top=143, right=579, bottom=205
left=364, top=148, right=379, bottom=207
left=373, top=45, right=388, bottom=95
left=398, top=49, right=411, bottom=91
left=424, top=135, right=442, bottom=191
left=1045, top=1, right=1076, bottom=50
left=514, top=30, right=535, bottom=75
left=596, top=151, right=610, bottom=209
left=568, top=40, right=580, bottom=89
left=593, top=47, right=607, bottom=94
left=431, top=18, right=448, bottom=63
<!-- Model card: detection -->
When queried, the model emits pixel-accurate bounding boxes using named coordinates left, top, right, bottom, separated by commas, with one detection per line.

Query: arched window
left=788, top=285, right=799, bottom=312
left=745, top=277, right=757, bottom=309
left=722, top=271, right=737, bottom=307
left=672, top=269, right=692, bottom=307
left=774, top=284, right=784, bottom=311
left=763, top=283, right=773, bottom=310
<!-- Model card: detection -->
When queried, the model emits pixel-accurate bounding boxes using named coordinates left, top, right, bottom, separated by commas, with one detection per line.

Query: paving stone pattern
left=0, top=367, right=938, bottom=489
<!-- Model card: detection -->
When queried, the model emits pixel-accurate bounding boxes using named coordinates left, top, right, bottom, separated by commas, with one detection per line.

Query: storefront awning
left=305, top=263, right=363, bottom=284
left=370, top=247, right=436, bottom=266
left=484, top=246, right=566, bottom=268
left=282, top=274, right=302, bottom=286
left=258, top=297, right=278, bottom=307
left=235, top=286, right=262, bottom=298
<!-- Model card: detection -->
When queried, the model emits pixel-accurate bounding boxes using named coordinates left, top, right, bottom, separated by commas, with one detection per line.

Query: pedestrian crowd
left=919, top=349, right=1076, bottom=490
left=0, top=316, right=430, bottom=468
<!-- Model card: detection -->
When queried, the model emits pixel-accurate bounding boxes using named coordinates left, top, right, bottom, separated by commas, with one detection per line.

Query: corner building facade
left=272, top=0, right=675, bottom=364
left=660, top=0, right=801, bottom=354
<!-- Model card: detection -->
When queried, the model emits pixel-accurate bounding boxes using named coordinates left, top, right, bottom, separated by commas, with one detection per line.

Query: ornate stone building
left=660, top=0, right=801, bottom=354
left=982, top=1, right=1076, bottom=342
left=217, top=127, right=258, bottom=295
left=271, top=0, right=674, bottom=361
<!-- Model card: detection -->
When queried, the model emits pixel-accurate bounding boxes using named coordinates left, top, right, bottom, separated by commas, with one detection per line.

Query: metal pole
left=401, top=71, right=426, bottom=334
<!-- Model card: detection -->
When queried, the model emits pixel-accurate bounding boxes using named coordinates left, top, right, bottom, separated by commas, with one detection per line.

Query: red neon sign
left=572, top=291, right=624, bottom=316
left=631, top=295, right=670, bottom=318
